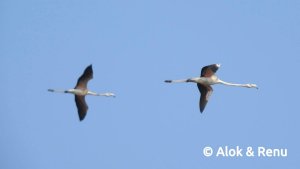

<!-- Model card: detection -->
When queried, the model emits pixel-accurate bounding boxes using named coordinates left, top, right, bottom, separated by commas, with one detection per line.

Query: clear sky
left=1, top=0, right=299, bottom=168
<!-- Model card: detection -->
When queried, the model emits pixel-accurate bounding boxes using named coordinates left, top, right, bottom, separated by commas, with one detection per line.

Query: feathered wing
left=75, top=64, right=93, bottom=89
left=201, top=64, right=220, bottom=77
left=197, top=83, right=213, bottom=113
left=75, top=95, right=88, bottom=121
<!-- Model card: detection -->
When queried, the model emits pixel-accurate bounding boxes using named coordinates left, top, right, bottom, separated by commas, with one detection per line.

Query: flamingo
left=165, top=64, right=258, bottom=113
left=48, top=64, right=115, bottom=121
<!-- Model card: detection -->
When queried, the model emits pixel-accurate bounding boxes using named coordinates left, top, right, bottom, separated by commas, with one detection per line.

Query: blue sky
left=1, top=0, right=299, bottom=168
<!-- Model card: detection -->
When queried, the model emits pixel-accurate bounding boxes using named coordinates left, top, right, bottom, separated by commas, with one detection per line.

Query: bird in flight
left=165, top=64, right=258, bottom=113
left=48, top=64, right=115, bottom=121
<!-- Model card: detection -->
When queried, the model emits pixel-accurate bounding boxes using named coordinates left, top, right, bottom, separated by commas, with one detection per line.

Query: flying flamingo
left=48, top=65, right=115, bottom=121
left=165, top=64, right=258, bottom=112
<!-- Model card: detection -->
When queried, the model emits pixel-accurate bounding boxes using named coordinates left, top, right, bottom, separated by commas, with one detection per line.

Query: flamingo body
left=165, top=64, right=257, bottom=113
left=48, top=65, right=115, bottom=121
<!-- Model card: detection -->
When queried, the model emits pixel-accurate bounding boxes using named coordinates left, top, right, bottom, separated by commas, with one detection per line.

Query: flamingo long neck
left=87, top=91, right=116, bottom=97
left=218, top=79, right=250, bottom=88
left=86, top=91, right=98, bottom=96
